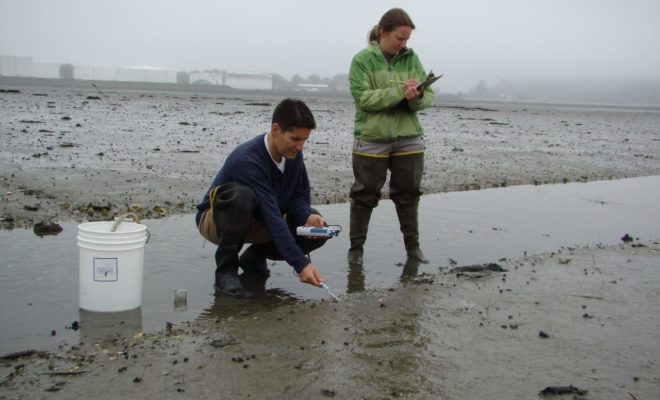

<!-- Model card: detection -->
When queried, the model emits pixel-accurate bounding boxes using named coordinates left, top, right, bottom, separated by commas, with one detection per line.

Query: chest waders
left=348, top=151, right=429, bottom=265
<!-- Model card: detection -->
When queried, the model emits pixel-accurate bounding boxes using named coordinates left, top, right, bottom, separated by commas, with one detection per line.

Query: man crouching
left=195, top=98, right=328, bottom=299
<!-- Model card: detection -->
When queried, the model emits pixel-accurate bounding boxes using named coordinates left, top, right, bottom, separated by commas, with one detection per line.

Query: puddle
left=1, top=175, right=658, bottom=355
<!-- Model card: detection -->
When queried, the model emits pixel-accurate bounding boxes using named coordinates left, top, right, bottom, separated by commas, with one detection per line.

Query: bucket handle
left=111, top=213, right=141, bottom=232
left=111, top=213, right=150, bottom=243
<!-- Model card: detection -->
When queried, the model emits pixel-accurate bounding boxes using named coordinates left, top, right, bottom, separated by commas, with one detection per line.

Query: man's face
left=379, top=25, right=412, bottom=56
left=271, top=124, right=312, bottom=161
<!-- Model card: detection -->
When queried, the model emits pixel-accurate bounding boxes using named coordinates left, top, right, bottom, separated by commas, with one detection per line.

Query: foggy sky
left=1, top=0, right=659, bottom=93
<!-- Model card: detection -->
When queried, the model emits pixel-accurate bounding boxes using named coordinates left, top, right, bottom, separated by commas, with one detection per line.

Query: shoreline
left=1, top=239, right=658, bottom=398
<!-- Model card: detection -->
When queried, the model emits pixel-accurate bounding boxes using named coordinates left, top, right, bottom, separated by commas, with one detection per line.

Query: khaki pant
left=198, top=207, right=270, bottom=246
left=349, top=136, right=425, bottom=208
left=197, top=182, right=327, bottom=263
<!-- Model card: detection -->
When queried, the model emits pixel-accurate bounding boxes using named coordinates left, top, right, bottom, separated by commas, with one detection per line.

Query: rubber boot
left=349, top=153, right=388, bottom=265
left=210, top=183, right=258, bottom=299
left=214, top=245, right=253, bottom=299
left=347, top=203, right=373, bottom=265
left=395, top=203, right=429, bottom=264
left=400, top=257, right=421, bottom=283
left=239, top=245, right=270, bottom=277
left=389, top=151, right=427, bottom=264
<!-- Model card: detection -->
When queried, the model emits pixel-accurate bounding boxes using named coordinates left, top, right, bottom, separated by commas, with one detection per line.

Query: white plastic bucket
left=77, top=221, right=148, bottom=312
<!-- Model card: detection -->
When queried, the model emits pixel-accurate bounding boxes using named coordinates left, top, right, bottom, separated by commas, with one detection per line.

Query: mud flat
left=1, top=83, right=659, bottom=399
left=1, top=240, right=658, bottom=399
left=2, top=84, right=660, bottom=227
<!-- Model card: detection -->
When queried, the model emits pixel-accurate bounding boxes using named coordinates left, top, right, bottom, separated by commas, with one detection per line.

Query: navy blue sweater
left=196, top=133, right=314, bottom=272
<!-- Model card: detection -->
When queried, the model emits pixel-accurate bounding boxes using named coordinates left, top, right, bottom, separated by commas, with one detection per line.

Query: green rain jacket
left=349, top=41, right=433, bottom=142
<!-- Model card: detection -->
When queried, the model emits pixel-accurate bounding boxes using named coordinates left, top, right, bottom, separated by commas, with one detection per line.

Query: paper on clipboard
left=417, top=71, right=442, bottom=91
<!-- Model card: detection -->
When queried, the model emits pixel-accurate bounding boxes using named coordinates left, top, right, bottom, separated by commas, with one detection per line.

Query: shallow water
left=1, top=175, right=659, bottom=355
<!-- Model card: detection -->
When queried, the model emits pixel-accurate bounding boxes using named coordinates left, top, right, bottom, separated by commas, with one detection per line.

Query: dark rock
left=450, top=263, right=507, bottom=273
left=45, top=382, right=66, bottom=392
left=451, top=263, right=508, bottom=278
left=210, top=339, right=238, bottom=348
left=87, top=202, right=112, bottom=212
left=539, top=385, right=588, bottom=396
left=0, top=349, right=51, bottom=361
left=33, top=222, right=63, bottom=237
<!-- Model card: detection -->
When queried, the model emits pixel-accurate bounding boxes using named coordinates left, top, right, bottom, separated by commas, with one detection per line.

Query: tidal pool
left=1, top=175, right=658, bottom=355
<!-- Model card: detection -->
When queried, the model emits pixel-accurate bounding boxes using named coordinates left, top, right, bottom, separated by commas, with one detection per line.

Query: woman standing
left=347, top=8, right=433, bottom=265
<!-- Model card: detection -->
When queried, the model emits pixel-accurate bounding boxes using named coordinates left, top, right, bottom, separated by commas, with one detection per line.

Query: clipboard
left=417, top=71, right=442, bottom=91
left=390, top=70, right=442, bottom=111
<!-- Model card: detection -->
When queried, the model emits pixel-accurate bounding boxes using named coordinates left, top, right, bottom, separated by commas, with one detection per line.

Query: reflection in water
left=348, top=256, right=422, bottom=291
left=173, top=289, right=188, bottom=311
left=347, top=262, right=366, bottom=293
left=78, top=308, right=143, bottom=346
left=198, top=272, right=302, bottom=321
left=338, top=272, right=435, bottom=397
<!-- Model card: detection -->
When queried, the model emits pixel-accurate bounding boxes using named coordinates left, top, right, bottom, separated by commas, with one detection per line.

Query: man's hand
left=304, top=214, right=327, bottom=240
left=299, top=263, right=323, bottom=287
left=305, top=213, right=325, bottom=227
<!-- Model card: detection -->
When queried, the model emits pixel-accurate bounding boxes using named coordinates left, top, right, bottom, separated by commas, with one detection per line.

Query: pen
left=320, top=282, right=341, bottom=301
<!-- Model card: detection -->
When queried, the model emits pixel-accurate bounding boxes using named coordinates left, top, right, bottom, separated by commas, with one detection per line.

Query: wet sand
left=1, top=84, right=659, bottom=227
left=1, top=83, right=660, bottom=398
left=1, top=241, right=658, bottom=399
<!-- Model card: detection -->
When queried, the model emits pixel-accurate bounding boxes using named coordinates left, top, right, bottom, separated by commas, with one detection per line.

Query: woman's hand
left=404, top=79, right=421, bottom=99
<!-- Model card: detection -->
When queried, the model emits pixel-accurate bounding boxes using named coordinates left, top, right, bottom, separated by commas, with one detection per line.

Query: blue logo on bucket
left=93, top=258, right=118, bottom=282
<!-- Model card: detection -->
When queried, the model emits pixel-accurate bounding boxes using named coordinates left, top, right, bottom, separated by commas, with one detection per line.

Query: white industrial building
left=1, top=55, right=177, bottom=84
left=0, top=55, right=33, bottom=76
left=1, top=55, right=59, bottom=78
left=190, top=71, right=223, bottom=85
left=297, top=83, right=330, bottom=92
left=1, top=55, right=272, bottom=90
left=225, top=72, right=272, bottom=90
left=190, top=71, right=273, bottom=90
left=73, top=65, right=117, bottom=81
left=116, top=66, right=177, bottom=83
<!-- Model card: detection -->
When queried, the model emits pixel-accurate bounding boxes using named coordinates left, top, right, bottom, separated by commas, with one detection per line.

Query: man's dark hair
left=272, top=98, right=316, bottom=132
